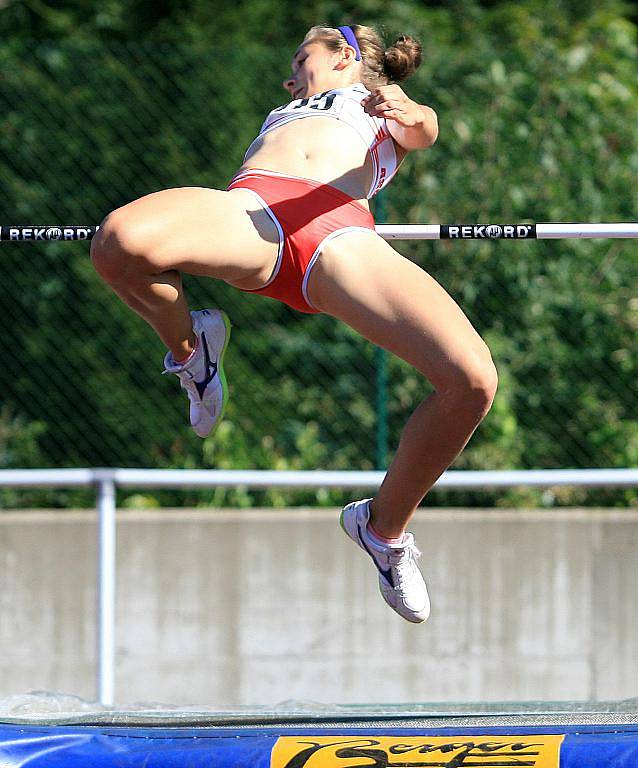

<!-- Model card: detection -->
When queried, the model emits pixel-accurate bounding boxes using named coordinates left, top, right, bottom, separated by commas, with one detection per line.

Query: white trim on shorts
left=301, top=226, right=377, bottom=311
left=230, top=187, right=285, bottom=291
left=231, top=167, right=321, bottom=186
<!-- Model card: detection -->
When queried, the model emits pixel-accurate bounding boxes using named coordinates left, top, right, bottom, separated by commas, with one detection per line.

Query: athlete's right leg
left=90, top=186, right=280, bottom=361
left=305, top=231, right=498, bottom=622
left=307, top=230, right=498, bottom=537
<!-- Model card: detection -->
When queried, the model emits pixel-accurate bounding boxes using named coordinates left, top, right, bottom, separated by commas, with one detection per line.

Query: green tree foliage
left=1, top=0, right=637, bottom=507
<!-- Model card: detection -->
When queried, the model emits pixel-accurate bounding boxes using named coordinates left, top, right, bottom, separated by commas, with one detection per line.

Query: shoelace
left=163, top=368, right=205, bottom=401
left=388, top=542, right=422, bottom=591
left=161, top=366, right=194, bottom=378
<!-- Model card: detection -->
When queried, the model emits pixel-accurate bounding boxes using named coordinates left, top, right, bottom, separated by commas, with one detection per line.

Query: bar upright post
left=95, top=471, right=116, bottom=706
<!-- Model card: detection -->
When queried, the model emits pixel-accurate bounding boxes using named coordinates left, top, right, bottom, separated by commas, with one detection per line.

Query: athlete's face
left=283, top=41, right=344, bottom=100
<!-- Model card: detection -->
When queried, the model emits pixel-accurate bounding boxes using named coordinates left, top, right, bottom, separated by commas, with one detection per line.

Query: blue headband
left=337, top=25, right=362, bottom=61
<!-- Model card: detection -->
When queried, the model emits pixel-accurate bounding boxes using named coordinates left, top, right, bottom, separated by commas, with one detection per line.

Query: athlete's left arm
left=362, top=84, right=438, bottom=150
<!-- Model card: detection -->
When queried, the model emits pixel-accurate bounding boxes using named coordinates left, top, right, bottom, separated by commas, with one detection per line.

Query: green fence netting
left=1, top=38, right=637, bottom=507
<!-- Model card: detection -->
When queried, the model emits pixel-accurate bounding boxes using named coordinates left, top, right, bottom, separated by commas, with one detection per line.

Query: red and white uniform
left=244, top=83, right=399, bottom=198
left=228, top=84, right=401, bottom=313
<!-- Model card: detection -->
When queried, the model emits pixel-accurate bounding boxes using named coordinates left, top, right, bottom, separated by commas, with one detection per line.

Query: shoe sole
left=207, top=310, right=231, bottom=438
left=190, top=309, right=231, bottom=439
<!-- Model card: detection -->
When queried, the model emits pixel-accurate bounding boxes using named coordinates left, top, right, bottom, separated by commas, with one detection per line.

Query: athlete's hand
left=361, top=85, right=423, bottom=127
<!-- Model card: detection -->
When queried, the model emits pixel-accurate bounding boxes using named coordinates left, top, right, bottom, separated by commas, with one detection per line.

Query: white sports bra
left=243, top=83, right=400, bottom=198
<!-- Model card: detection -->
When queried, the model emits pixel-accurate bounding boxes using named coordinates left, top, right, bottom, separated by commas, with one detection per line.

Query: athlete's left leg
left=90, top=186, right=281, bottom=438
left=91, top=186, right=280, bottom=361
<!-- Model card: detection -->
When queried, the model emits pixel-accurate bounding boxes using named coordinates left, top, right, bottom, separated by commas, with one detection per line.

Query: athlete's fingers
left=363, top=99, right=402, bottom=116
left=364, top=88, right=409, bottom=109
left=368, top=105, right=401, bottom=117
left=366, top=84, right=408, bottom=102
left=363, top=95, right=402, bottom=109
left=364, top=102, right=408, bottom=120
left=375, top=108, right=404, bottom=120
left=368, top=105, right=422, bottom=127
left=362, top=93, right=389, bottom=107
left=370, top=98, right=402, bottom=109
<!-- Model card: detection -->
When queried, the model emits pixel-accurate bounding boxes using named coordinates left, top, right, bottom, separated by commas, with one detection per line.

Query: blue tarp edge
left=1, top=722, right=638, bottom=767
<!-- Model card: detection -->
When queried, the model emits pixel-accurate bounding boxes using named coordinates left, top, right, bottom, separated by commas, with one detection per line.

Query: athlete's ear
left=335, top=45, right=358, bottom=70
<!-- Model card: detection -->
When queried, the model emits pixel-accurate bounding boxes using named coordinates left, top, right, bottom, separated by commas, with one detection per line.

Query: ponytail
left=383, top=35, right=422, bottom=82
left=303, top=24, right=423, bottom=88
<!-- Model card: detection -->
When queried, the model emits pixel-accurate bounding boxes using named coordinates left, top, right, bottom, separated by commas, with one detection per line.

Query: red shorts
left=227, top=169, right=376, bottom=313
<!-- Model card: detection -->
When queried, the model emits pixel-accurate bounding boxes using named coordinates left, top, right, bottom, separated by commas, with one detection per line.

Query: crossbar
left=3, top=223, right=638, bottom=241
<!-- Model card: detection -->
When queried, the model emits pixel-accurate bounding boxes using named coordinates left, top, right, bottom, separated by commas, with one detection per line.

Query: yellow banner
left=271, top=734, right=565, bottom=768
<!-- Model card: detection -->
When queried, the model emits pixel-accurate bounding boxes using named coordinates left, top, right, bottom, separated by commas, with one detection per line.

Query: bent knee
left=438, top=344, right=498, bottom=419
left=90, top=209, right=157, bottom=285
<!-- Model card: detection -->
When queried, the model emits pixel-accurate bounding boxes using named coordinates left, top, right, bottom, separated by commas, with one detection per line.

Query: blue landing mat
left=1, top=722, right=638, bottom=766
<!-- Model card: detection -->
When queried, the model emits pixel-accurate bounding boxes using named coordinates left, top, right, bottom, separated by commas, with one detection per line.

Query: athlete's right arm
left=363, top=85, right=438, bottom=151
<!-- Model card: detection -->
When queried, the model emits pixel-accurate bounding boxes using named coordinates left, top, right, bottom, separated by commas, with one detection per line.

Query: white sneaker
left=340, top=498, right=430, bottom=623
left=162, top=309, right=231, bottom=438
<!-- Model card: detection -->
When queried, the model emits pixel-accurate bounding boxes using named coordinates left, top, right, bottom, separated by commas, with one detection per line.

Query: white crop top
left=243, top=83, right=400, bottom=198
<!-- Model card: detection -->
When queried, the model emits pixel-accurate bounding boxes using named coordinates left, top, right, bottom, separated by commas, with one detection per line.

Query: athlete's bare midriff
left=238, top=116, right=382, bottom=208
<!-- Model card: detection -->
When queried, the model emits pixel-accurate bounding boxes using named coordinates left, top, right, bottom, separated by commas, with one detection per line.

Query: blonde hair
left=303, top=24, right=422, bottom=89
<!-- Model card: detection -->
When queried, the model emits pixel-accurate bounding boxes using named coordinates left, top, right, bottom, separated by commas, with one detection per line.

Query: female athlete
left=90, top=24, right=498, bottom=623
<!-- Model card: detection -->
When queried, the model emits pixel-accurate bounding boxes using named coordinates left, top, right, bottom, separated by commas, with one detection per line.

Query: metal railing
left=1, top=466, right=638, bottom=705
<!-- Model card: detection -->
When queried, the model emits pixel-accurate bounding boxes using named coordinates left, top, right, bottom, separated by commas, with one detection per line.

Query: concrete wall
left=0, top=507, right=636, bottom=707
